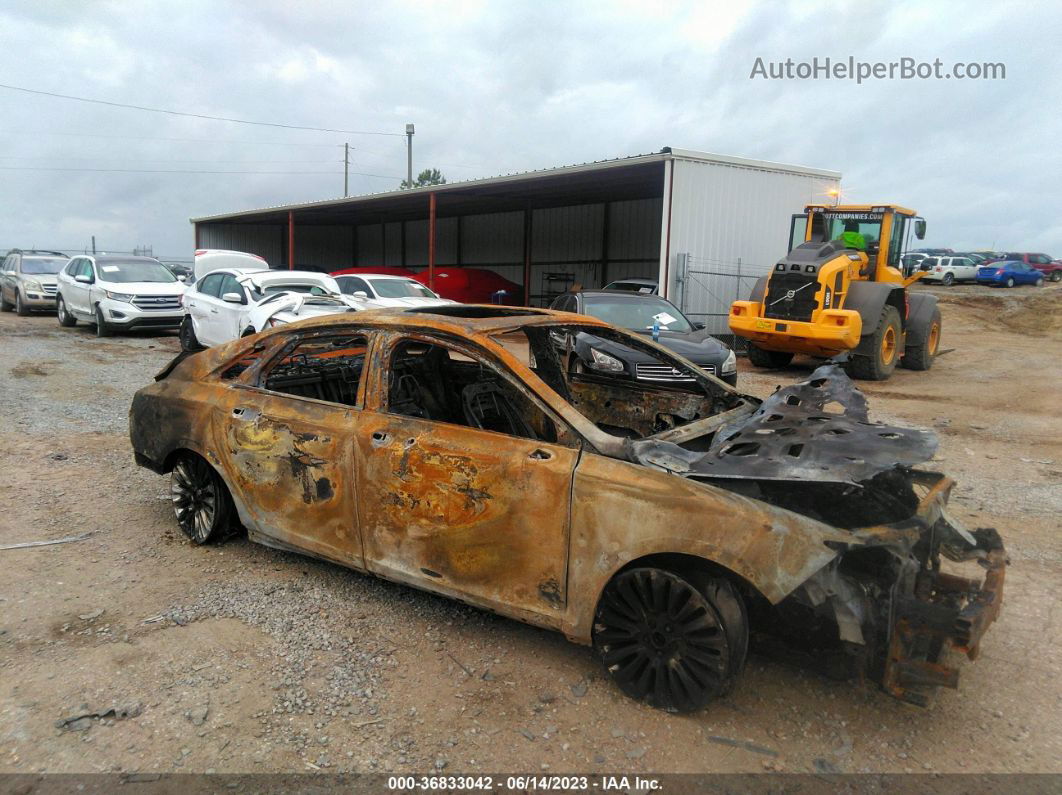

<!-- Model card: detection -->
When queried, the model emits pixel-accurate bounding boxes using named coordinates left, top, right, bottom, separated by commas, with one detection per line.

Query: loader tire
left=901, top=306, right=941, bottom=371
left=746, top=344, right=794, bottom=369
left=846, top=305, right=901, bottom=381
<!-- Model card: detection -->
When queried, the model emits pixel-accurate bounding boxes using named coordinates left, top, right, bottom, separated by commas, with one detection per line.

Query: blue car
left=976, top=260, right=1045, bottom=288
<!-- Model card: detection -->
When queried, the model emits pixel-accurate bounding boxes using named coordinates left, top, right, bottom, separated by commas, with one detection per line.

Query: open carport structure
left=191, top=147, right=840, bottom=330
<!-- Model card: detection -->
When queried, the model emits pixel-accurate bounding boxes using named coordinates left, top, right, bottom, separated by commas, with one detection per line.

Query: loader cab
left=787, top=205, right=925, bottom=282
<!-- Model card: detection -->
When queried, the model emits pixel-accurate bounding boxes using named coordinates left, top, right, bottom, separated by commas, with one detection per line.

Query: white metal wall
left=663, top=158, right=840, bottom=333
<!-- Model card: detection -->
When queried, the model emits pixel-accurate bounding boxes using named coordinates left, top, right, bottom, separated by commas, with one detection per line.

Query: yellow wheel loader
left=729, top=204, right=941, bottom=381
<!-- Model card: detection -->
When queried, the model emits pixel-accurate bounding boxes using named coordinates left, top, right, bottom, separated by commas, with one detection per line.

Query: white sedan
left=180, top=268, right=370, bottom=350
left=334, top=273, right=455, bottom=308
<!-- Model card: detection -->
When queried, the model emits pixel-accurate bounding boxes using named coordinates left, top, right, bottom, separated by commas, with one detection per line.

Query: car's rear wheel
left=593, top=567, right=748, bottom=712
left=179, top=316, right=203, bottom=351
left=15, top=291, right=30, bottom=316
left=170, top=453, right=233, bottom=545
left=95, top=306, right=113, bottom=337
left=57, top=295, right=77, bottom=327
left=1005, top=277, right=1015, bottom=288
left=0, top=291, right=11, bottom=312
left=746, top=344, right=794, bottom=369
left=942, top=273, right=954, bottom=286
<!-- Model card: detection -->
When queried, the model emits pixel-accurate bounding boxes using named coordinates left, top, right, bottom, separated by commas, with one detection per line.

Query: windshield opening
left=97, top=260, right=176, bottom=283
left=21, top=257, right=68, bottom=275
left=369, top=278, right=437, bottom=299
left=491, top=324, right=736, bottom=442
left=581, top=295, right=692, bottom=333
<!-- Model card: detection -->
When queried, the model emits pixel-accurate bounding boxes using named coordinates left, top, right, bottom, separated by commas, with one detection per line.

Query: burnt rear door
left=214, top=332, right=370, bottom=568
left=354, top=332, right=581, bottom=621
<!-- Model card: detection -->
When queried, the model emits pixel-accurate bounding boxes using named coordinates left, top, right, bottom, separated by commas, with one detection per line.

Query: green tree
left=401, top=168, right=447, bottom=190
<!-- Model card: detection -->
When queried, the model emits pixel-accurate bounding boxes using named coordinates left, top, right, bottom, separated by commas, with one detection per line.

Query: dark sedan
left=550, top=290, right=737, bottom=386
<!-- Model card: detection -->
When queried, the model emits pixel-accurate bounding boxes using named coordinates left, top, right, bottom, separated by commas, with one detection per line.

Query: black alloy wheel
left=593, top=568, right=747, bottom=712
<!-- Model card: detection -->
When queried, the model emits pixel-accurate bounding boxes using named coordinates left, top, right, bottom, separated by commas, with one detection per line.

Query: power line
left=0, top=129, right=353, bottom=147
left=0, top=155, right=347, bottom=165
left=0, top=165, right=401, bottom=177
left=0, top=82, right=405, bottom=136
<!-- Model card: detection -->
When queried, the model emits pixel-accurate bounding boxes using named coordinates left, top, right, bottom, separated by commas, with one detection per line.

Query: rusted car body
left=130, top=306, right=1004, bottom=711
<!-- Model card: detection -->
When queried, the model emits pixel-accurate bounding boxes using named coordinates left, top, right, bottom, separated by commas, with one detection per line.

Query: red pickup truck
left=990, top=253, right=1062, bottom=281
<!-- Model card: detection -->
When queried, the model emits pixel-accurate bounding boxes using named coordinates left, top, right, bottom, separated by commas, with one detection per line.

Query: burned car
left=129, top=306, right=1005, bottom=711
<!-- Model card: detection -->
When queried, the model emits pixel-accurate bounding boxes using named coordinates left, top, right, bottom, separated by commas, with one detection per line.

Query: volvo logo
left=785, top=289, right=796, bottom=300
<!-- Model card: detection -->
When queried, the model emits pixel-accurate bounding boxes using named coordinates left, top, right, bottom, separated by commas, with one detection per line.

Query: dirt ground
left=0, top=283, right=1059, bottom=776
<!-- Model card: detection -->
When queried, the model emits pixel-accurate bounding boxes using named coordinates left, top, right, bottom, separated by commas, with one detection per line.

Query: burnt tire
left=593, top=568, right=748, bottom=712
left=94, top=306, right=113, bottom=337
left=179, top=316, right=203, bottom=352
left=57, top=295, right=77, bottom=327
left=901, top=306, right=941, bottom=371
left=170, top=453, right=233, bottom=545
left=15, top=291, right=29, bottom=316
left=746, top=344, right=794, bottom=369
left=846, top=305, right=902, bottom=381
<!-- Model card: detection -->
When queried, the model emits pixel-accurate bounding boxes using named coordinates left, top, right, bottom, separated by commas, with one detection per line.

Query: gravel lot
left=1, top=285, right=1060, bottom=776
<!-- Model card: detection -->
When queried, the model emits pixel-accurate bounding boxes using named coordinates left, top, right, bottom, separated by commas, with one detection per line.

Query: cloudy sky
left=1, top=0, right=1059, bottom=257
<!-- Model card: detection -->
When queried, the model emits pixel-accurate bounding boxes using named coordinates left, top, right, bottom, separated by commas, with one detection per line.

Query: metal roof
left=190, top=147, right=841, bottom=225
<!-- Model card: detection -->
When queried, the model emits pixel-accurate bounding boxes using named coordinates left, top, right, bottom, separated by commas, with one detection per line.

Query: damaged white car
left=179, top=268, right=372, bottom=350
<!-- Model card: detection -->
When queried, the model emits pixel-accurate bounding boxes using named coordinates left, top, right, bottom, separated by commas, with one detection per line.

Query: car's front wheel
left=1035, top=277, right=1044, bottom=287
left=179, top=316, right=203, bottom=351
left=593, top=567, right=748, bottom=712
left=170, top=453, right=234, bottom=544
left=95, top=306, right=113, bottom=337
left=57, top=295, right=77, bottom=327
left=15, top=291, right=30, bottom=316
left=1051, top=271, right=1062, bottom=282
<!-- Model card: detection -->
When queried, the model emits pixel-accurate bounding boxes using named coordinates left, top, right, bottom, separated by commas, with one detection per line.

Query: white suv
left=56, top=255, right=185, bottom=336
left=920, top=256, right=980, bottom=286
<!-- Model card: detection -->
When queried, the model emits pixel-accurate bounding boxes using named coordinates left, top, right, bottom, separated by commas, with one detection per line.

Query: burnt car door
left=354, top=331, right=582, bottom=621
left=214, top=331, right=371, bottom=567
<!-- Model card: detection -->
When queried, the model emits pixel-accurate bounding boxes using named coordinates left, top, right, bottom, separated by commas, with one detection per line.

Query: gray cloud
left=0, top=0, right=1058, bottom=256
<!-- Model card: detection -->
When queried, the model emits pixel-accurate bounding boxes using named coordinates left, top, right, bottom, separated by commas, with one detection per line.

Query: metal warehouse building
left=191, top=147, right=840, bottom=332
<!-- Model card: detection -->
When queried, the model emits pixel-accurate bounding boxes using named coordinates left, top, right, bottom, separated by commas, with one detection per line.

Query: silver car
left=0, top=250, right=69, bottom=316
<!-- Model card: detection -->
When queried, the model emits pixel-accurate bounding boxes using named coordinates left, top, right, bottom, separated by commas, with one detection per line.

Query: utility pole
left=405, top=123, right=415, bottom=188
left=91, top=235, right=96, bottom=255
left=343, top=142, right=350, bottom=197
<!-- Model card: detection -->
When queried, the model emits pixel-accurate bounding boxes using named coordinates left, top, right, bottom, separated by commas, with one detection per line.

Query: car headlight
left=104, top=290, right=135, bottom=303
left=588, top=347, right=624, bottom=373
left=24, top=279, right=43, bottom=292
left=721, top=349, right=737, bottom=374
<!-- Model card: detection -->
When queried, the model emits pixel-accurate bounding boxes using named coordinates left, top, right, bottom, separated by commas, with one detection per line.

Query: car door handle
left=210, top=308, right=218, bottom=314
left=529, top=448, right=553, bottom=460
left=231, top=407, right=259, bottom=420
left=370, top=430, right=391, bottom=446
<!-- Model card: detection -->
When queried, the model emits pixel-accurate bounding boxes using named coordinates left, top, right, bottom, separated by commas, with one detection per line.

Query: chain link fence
left=674, top=253, right=765, bottom=353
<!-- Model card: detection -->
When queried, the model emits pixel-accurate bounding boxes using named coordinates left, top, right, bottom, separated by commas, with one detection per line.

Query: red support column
left=428, top=192, right=437, bottom=290
left=287, top=211, right=295, bottom=270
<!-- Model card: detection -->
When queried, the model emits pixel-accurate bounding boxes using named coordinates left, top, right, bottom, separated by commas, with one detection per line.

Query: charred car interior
left=130, top=307, right=1005, bottom=712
